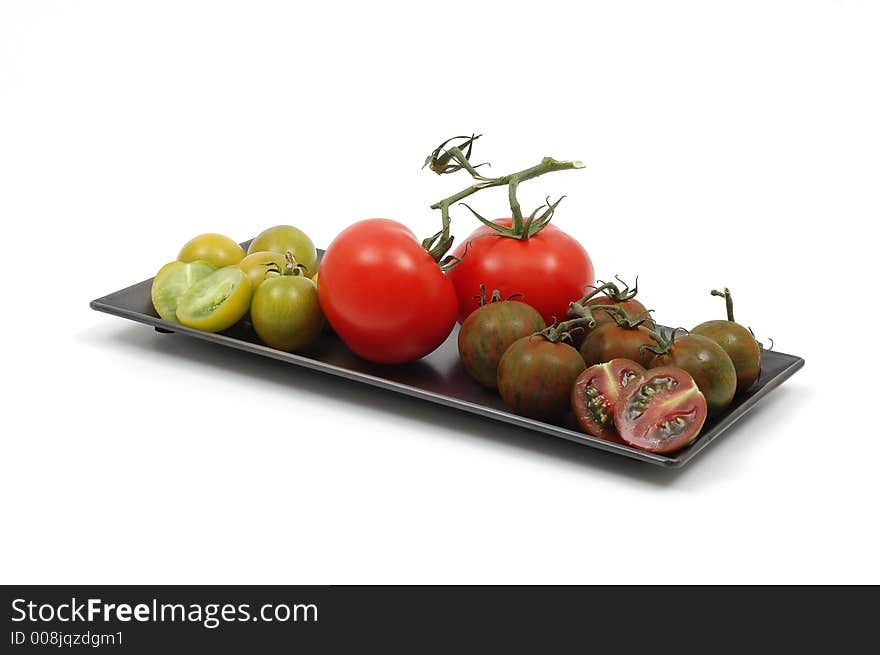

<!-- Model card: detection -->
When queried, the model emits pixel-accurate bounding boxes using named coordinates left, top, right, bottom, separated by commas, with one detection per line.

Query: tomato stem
left=277, top=251, right=307, bottom=277
left=538, top=304, right=626, bottom=343
left=472, top=284, right=523, bottom=306
left=575, top=276, right=639, bottom=305
left=710, top=288, right=735, bottom=322
left=640, top=327, right=689, bottom=357
left=422, top=135, right=585, bottom=262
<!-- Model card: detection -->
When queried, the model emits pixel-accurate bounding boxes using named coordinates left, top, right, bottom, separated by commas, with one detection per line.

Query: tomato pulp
left=614, top=366, right=708, bottom=454
left=317, top=219, right=458, bottom=364
left=446, top=219, right=595, bottom=325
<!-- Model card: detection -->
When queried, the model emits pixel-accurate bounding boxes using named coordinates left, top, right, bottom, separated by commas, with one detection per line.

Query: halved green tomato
left=176, top=266, right=252, bottom=332
left=151, top=260, right=217, bottom=322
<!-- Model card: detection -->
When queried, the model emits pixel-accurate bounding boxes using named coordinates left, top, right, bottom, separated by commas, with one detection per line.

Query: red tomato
left=446, top=219, right=595, bottom=325
left=317, top=219, right=458, bottom=364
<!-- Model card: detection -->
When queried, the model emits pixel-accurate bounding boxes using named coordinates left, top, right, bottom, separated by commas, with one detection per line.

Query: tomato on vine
left=447, top=220, right=594, bottom=326
left=422, top=134, right=593, bottom=326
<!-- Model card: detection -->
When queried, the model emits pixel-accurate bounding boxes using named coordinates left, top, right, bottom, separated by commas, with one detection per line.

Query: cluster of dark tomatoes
left=457, top=282, right=763, bottom=454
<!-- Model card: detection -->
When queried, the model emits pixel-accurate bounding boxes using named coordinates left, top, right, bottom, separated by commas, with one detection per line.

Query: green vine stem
left=538, top=304, right=630, bottom=344
left=421, top=134, right=585, bottom=262
left=574, top=276, right=639, bottom=306
left=710, top=288, right=735, bottom=322
left=640, top=327, right=689, bottom=357
left=712, top=287, right=773, bottom=351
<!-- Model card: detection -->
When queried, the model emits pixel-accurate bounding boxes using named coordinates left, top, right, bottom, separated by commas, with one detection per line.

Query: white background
left=1, top=1, right=878, bottom=584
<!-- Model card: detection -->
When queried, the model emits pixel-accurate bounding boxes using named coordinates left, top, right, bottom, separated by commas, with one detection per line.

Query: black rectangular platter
left=90, top=246, right=804, bottom=468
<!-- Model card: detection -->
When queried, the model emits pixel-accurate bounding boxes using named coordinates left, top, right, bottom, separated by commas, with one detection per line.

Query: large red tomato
left=446, top=219, right=594, bottom=325
left=317, top=219, right=458, bottom=364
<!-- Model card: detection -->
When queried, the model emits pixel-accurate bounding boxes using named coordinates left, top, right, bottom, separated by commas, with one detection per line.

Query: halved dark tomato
left=571, top=359, right=645, bottom=442
left=614, top=366, right=708, bottom=454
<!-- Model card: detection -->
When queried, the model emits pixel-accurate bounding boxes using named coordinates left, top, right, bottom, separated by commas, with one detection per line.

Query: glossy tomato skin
left=571, top=358, right=645, bottom=442
left=691, top=320, right=761, bottom=394
left=317, top=219, right=458, bottom=364
left=579, top=322, right=655, bottom=367
left=446, top=219, right=594, bottom=325
left=178, top=233, right=246, bottom=268
left=648, top=334, right=737, bottom=416
left=497, top=336, right=586, bottom=422
left=458, top=300, right=546, bottom=388
left=614, top=366, right=708, bottom=454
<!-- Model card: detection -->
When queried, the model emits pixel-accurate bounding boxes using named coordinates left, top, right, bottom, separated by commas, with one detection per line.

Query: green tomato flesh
left=176, top=266, right=252, bottom=332
left=151, top=260, right=217, bottom=322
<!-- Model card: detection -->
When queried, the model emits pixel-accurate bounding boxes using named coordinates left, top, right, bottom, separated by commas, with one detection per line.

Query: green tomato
left=178, top=233, right=246, bottom=268
left=176, top=266, right=252, bottom=332
left=238, top=250, right=285, bottom=291
left=151, top=260, right=217, bottom=322
left=247, top=225, right=317, bottom=275
left=251, top=275, right=323, bottom=351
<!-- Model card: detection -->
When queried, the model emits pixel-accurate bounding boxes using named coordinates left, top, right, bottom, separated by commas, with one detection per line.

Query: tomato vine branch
left=422, top=135, right=585, bottom=263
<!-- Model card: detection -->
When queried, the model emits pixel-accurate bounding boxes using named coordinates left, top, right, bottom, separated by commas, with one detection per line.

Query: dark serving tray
left=90, top=246, right=804, bottom=468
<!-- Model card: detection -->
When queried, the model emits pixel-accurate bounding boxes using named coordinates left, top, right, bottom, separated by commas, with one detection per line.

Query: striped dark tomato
left=458, top=299, right=545, bottom=388
left=646, top=333, right=737, bottom=416
left=691, top=320, right=761, bottom=394
left=497, top=336, right=586, bottom=422
left=691, top=289, right=762, bottom=394
left=579, top=321, right=655, bottom=368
